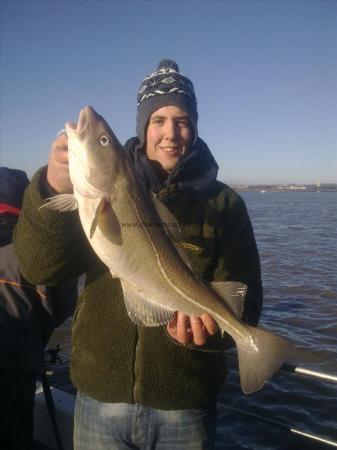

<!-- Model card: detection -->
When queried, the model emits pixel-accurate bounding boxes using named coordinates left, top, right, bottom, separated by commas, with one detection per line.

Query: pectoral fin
left=90, top=197, right=122, bottom=246
left=90, top=198, right=105, bottom=238
left=39, top=194, right=78, bottom=212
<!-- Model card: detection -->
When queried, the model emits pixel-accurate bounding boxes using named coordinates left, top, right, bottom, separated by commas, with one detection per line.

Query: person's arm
left=13, top=135, right=94, bottom=286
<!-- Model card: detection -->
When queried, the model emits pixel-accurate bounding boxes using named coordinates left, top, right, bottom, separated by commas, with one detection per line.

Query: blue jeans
left=74, top=391, right=217, bottom=449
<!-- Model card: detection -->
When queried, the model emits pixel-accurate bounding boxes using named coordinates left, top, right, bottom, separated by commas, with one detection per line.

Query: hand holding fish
left=46, top=132, right=73, bottom=194
left=167, top=312, right=218, bottom=346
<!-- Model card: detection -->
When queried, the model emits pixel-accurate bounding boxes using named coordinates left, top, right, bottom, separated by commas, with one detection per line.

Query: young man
left=0, top=167, right=77, bottom=449
left=14, top=60, right=263, bottom=449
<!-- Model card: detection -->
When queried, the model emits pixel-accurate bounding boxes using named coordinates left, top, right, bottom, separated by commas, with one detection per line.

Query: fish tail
left=234, top=325, right=294, bottom=394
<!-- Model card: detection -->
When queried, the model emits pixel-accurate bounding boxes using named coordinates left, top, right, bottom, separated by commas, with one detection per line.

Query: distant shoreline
left=230, top=183, right=337, bottom=193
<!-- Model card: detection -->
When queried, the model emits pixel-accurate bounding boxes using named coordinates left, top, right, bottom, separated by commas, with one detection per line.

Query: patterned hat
left=0, top=167, right=29, bottom=216
left=136, top=59, right=198, bottom=147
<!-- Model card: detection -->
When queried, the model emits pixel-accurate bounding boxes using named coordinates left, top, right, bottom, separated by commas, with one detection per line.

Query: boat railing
left=216, top=403, right=337, bottom=449
left=281, top=362, right=337, bottom=384
left=217, top=352, right=337, bottom=448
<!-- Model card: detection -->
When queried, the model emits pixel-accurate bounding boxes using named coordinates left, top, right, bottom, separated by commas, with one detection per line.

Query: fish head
left=65, top=106, right=124, bottom=198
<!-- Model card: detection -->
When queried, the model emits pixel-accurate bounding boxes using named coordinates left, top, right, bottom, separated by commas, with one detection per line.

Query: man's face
left=145, top=105, right=193, bottom=172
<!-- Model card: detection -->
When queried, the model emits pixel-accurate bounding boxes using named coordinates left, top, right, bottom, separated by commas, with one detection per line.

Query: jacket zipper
left=133, top=326, right=139, bottom=402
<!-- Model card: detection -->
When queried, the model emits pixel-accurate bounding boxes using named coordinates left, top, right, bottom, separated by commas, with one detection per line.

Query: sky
left=1, top=0, right=336, bottom=185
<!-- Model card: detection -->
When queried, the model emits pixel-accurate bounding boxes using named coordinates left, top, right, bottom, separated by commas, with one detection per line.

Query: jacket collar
left=124, top=137, right=219, bottom=197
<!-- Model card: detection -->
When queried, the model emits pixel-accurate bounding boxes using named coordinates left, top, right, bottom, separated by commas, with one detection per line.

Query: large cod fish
left=43, top=106, right=294, bottom=394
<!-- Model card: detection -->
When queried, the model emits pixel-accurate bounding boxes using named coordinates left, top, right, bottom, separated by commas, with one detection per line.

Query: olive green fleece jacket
left=14, top=167, right=262, bottom=409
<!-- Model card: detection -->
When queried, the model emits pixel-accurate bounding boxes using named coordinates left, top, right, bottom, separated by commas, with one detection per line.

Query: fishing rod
left=226, top=351, right=337, bottom=385
left=41, top=345, right=65, bottom=450
left=40, top=373, right=65, bottom=450
left=216, top=403, right=337, bottom=448
left=281, top=362, right=337, bottom=384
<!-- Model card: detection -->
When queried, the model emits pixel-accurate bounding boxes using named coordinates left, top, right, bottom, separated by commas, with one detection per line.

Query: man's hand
left=167, top=312, right=219, bottom=346
left=46, top=132, right=73, bottom=194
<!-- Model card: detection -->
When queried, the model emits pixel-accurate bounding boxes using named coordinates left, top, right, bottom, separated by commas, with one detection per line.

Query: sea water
left=216, top=191, right=337, bottom=449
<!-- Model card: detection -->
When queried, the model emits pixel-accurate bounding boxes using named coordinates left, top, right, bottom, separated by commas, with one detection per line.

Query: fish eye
left=100, top=135, right=111, bottom=146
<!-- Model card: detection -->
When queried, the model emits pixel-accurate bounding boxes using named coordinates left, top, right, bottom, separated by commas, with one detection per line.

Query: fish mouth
left=65, top=106, right=95, bottom=135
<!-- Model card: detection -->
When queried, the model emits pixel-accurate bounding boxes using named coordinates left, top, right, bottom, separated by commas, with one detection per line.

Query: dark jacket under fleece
left=1, top=215, right=77, bottom=373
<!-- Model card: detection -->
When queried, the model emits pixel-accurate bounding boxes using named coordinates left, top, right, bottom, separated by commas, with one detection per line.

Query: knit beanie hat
left=136, top=59, right=198, bottom=147
left=0, top=167, right=29, bottom=216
